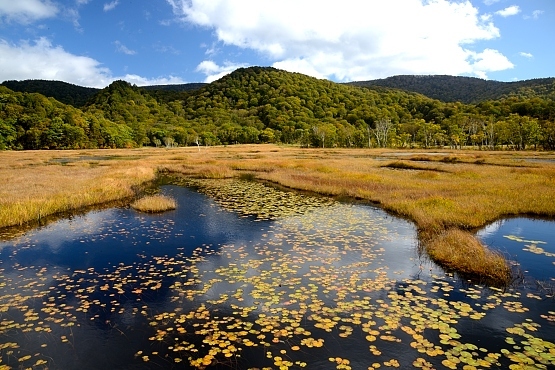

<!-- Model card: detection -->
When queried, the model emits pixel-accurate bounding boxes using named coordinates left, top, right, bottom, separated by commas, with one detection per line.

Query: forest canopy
left=1, top=67, right=554, bottom=150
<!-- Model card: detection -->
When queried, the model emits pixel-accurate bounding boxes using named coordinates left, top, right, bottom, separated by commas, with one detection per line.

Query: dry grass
left=2, top=145, right=555, bottom=283
left=425, top=229, right=511, bottom=283
left=131, top=194, right=176, bottom=213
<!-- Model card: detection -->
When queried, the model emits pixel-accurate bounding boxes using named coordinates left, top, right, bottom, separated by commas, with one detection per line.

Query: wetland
left=0, top=177, right=554, bottom=369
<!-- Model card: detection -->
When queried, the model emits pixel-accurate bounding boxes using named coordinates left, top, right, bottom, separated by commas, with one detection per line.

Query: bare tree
left=163, top=136, right=175, bottom=148
left=373, top=118, right=393, bottom=148
left=312, top=125, right=326, bottom=148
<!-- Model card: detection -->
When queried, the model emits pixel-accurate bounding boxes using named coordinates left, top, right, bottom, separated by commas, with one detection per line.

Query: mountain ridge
left=3, top=72, right=555, bottom=107
left=345, top=75, right=555, bottom=104
left=1, top=66, right=554, bottom=151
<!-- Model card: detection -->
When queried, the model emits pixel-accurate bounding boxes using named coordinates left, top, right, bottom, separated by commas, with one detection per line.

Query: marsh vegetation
left=0, top=180, right=554, bottom=369
left=130, top=194, right=177, bottom=213
left=1, top=145, right=555, bottom=282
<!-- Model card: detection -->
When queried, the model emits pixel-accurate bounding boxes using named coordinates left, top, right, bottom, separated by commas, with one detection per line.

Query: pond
left=478, top=217, right=555, bottom=284
left=0, top=180, right=554, bottom=370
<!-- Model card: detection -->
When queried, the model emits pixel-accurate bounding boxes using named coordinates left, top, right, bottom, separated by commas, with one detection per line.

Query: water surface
left=0, top=182, right=554, bottom=369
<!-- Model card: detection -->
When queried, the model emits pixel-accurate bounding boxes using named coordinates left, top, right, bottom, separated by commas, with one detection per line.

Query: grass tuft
left=130, top=195, right=177, bottom=213
left=425, top=229, right=511, bottom=284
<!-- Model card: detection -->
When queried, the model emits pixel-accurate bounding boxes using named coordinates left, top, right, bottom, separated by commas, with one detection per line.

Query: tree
left=372, top=118, right=393, bottom=148
left=417, top=120, right=444, bottom=148
left=163, top=136, right=175, bottom=148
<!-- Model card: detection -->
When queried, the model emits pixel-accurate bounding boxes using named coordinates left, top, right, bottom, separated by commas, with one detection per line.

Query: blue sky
left=0, top=0, right=553, bottom=88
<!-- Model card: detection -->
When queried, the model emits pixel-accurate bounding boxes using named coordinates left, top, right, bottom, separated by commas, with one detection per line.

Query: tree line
left=1, top=67, right=554, bottom=150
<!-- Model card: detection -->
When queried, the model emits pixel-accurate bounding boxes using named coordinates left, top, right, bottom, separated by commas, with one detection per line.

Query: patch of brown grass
left=131, top=195, right=176, bottom=213
left=2, top=145, right=555, bottom=284
left=425, top=229, right=510, bottom=283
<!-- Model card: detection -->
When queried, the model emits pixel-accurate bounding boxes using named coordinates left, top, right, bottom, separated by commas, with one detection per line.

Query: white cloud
left=120, top=74, right=188, bottom=86
left=0, top=38, right=186, bottom=88
left=467, top=48, right=514, bottom=79
left=103, top=0, right=119, bottom=12
left=519, top=52, right=533, bottom=59
left=168, top=0, right=511, bottom=81
left=495, top=5, right=520, bottom=17
left=196, top=60, right=249, bottom=82
left=114, top=40, right=136, bottom=55
left=0, top=0, right=58, bottom=23
left=483, top=0, right=501, bottom=5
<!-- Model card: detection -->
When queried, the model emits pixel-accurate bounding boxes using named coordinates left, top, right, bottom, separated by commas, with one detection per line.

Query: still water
left=0, top=181, right=554, bottom=369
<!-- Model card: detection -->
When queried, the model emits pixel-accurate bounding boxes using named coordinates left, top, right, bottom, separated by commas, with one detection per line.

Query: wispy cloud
left=519, top=52, right=533, bottom=59
left=114, top=40, right=136, bottom=55
left=524, top=10, right=544, bottom=20
left=169, top=0, right=511, bottom=81
left=495, top=5, right=520, bottom=17
left=483, top=0, right=501, bottom=5
left=153, top=42, right=180, bottom=55
left=103, top=0, right=119, bottom=12
left=0, top=0, right=59, bottom=24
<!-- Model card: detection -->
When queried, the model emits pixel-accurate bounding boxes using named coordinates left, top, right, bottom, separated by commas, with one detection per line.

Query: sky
left=0, top=0, right=553, bottom=88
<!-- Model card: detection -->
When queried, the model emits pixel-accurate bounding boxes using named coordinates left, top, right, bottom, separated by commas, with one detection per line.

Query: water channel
left=0, top=180, right=553, bottom=369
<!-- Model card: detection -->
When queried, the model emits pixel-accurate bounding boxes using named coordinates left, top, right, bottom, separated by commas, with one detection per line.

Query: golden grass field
left=2, top=145, right=555, bottom=283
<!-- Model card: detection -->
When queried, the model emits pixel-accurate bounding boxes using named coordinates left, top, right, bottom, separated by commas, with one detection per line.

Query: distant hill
left=0, top=80, right=207, bottom=107
left=346, top=75, right=555, bottom=104
left=141, top=83, right=207, bottom=92
left=1, top=80, right=99, bottom=108
left=2, top=67, right=554, bottom=151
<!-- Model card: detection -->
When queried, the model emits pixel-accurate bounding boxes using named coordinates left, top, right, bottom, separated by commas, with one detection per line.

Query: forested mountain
left=0, top=79, right=207, bottom=108
left=1, top=67, right=554, bottom=150
left=347, top=75, right=555, bottom=104
left=1, top=80, right=99, bottom=108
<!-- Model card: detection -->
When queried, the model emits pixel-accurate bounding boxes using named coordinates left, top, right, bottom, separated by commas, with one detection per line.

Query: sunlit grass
left=131, top=194, right=176, bottom=213
left=2, top=144, right=555, bottom=283
left=425, top=228, right=511, bottom=283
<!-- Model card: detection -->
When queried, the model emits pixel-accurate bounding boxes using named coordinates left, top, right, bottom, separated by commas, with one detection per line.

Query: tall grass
left=131, top=194, right=176, bottom=213
left=425, top=229, right=510, bottom=283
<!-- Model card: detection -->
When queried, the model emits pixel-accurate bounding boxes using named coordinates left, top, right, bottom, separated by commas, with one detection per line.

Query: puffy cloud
left=495, top=5, right=520, bottom=17
left=467, top=49, right=514, bottom=79
left=0, top=38, right=186, bottom=88
left=196, top=60, right=249, bottom=82
left=103, top=0, right=119, bottom=12
left=0, top=0, right=58, bottom=24
left=168, top=0, right=511, bottom=81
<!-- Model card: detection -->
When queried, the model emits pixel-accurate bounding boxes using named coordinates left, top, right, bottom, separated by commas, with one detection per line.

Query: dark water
left=0, top=183, right=554, bottom=370
left=478, top=217, right=555, bottom=282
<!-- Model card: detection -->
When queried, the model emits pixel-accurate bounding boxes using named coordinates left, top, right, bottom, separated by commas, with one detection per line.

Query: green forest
left=1, top=66, right=554, bottom=150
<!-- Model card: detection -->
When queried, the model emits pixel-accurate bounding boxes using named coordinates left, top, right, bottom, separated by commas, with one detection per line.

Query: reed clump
left=131, top=194, right=176, bottom=213
left=424, top=229, right=511, bottom=283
